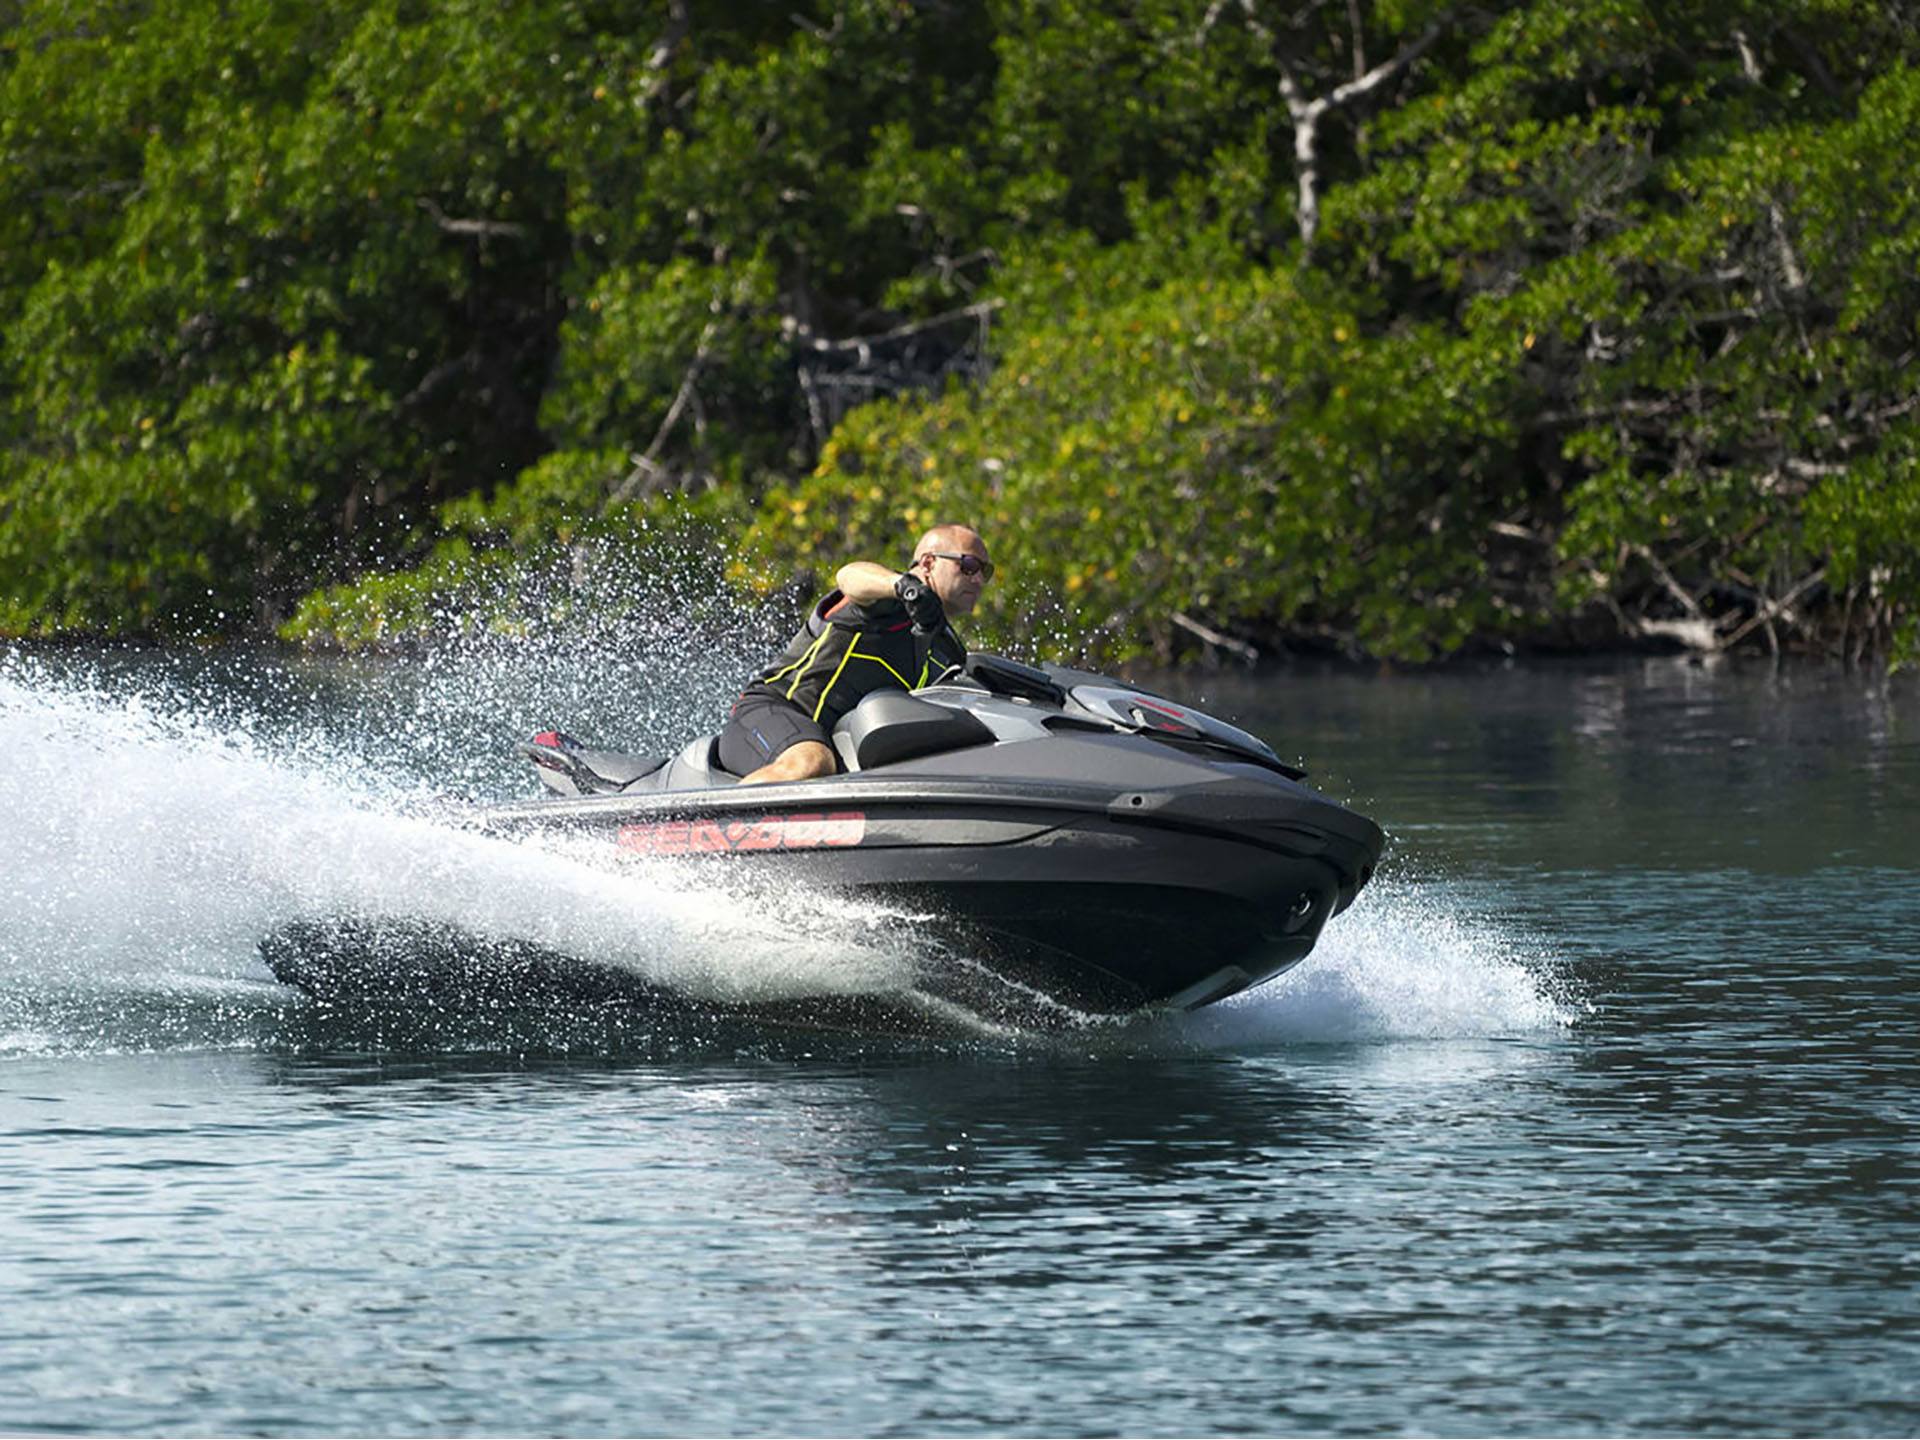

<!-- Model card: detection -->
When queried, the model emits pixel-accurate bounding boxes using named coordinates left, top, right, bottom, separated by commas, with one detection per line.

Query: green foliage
left=5, top=0, right=1920, bottom=667
left=739, top=229, right=1530, bottom=662
left=1, top=0, right=581, bottom=632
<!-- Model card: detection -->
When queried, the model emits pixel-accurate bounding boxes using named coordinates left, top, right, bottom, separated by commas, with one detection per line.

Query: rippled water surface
left=2, top=642, right=1915, bottom=1436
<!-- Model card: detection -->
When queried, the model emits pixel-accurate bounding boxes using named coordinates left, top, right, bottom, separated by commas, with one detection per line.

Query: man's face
left=918, top=531, right=992, bottom=616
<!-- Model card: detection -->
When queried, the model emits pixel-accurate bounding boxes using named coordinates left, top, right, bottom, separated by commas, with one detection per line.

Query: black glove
left=894, top=571, right=947, bottom=635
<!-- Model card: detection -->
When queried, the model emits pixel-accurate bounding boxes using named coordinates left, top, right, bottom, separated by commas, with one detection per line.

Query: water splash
left=5, top=663, right=921, bottom=991
left=1172, top=872, right=1582, bottom=1048
left=0, top=538, right=924, bottom=1059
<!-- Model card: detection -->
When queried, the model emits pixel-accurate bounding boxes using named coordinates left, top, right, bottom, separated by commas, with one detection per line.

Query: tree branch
left=415, top=197, right=527, bottom=239
left=787, top=300, right=1002, bottom=357
left=1732, top=28, right=1808, bottom=295
left=1533, top=398, right=1684, bottom=432
left=1255, top=4, right=1446, bottom=250
left=627, top=0, right=688, bottom=111
left=1632, top=543, right=1708, bottom=620
left=606, top=319, right=719, bottom=507
left=1717, top=568, right=1827, bottom=651
left=1172, top=611, right=1260, bottom=665
left=397, top=351, right=477, bottom=411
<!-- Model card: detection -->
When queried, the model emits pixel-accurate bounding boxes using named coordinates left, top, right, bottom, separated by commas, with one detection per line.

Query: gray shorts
left=717, top=695, right=832, bottom=776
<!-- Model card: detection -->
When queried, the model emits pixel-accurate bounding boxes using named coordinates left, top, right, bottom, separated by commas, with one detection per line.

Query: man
left=717, top=523, right=994, bottom=785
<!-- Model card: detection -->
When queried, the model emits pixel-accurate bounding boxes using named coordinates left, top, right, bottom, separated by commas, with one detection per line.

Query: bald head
left=912, top=524, right=983, bottom=563
left=909, top=522, right=991, bottom=617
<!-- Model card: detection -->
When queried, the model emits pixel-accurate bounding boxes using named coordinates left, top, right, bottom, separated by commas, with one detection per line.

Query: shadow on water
left=259, top=995, right=1004, bottom=1066
left=248, top=1033, right=1372, bottom=1204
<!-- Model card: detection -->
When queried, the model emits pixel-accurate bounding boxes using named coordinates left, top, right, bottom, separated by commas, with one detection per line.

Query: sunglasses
left=925, top=551, right=995, bottom=581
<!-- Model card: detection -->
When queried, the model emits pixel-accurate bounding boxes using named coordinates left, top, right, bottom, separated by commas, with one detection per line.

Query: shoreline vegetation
left=4, top=2, right=1917, bottom=670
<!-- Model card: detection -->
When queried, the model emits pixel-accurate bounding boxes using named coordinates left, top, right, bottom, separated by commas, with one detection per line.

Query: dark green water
left=2, top=646, right=1915, bottom=1436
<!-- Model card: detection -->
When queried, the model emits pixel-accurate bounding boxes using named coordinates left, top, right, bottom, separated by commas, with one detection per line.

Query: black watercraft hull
left=469, top=769, right=1381, bottom=1014
left=260, top=656, right=1385, bottom=1025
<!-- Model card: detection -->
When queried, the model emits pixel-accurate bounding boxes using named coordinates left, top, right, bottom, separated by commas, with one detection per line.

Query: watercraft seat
left=523, top=730, right=667, bottom=796
left=835, top=692, right=995, bottom=771
left=690, top=735, right=742, bottom=784
left=631, top=735, right=740, bottom=790
left=584, top=749, right=668, bottom=788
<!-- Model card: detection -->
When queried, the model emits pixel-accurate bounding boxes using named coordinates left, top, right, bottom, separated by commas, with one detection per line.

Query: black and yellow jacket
left=740, top=590, right=967, bottom=730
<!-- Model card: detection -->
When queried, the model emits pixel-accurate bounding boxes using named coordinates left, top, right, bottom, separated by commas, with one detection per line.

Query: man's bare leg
left=738, top=740, right=836, bottom=786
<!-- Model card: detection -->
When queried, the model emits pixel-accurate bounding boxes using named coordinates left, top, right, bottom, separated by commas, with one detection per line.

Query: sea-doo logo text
left=615, top=812, right=868, bottom=857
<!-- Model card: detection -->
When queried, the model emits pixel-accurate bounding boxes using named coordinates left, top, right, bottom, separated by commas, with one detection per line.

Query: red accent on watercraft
left=616, top=811, right=868, bottom=857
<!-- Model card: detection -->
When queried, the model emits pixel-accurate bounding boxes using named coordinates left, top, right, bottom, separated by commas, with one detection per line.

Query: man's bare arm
left=834, top=561, right=907, bottom=602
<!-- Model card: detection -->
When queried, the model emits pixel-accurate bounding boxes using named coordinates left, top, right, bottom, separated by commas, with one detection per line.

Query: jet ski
left=261, top=654, right=1383, bottom=1026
